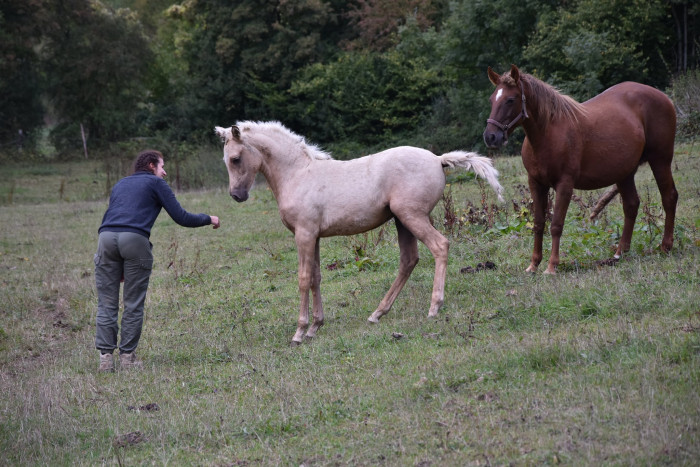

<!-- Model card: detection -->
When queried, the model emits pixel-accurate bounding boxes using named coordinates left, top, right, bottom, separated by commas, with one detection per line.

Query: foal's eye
left=230, top=157, right=241, bottom=165
left=506, top=97, right=516, bottom=105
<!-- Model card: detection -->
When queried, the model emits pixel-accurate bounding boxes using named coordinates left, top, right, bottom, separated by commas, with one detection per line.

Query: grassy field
left=0, top=143, right=698, bottom=465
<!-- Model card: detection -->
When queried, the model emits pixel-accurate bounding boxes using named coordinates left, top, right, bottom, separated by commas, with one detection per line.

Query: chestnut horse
left=484, top=65, right=678, bottom=274
left=216, top=121, right=503, bottom=344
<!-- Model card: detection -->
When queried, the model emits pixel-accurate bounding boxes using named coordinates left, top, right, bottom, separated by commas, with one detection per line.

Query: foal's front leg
left=292, top=232, right=320, bottom=345
left=305, top=238, right=324, bottom=339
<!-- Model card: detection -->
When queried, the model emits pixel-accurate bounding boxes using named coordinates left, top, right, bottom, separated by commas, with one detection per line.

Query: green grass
left=0, top=143, right=698, bottom=465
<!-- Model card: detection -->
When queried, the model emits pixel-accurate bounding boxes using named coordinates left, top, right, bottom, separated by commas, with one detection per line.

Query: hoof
left=368, top=311, right=383, bottom=323
left=543, top=268, right=557, bottom=275
left=525, top=266, right=537, bottom=274
left=290, top=340, right=302, bottom=347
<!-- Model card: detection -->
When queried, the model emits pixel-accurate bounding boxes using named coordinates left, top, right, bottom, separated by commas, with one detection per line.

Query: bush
left=287, top=50, right=446, bottom=151
left=670, top=69, right=700, bottom=141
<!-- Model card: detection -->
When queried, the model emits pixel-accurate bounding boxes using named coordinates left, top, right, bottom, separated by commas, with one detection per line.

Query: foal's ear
left=510, top=64, right=520, bottom=83
left=487, top=67, right=500, bottom=86
left=214, top=126, right=230, bottom=142
left=231, top=125, right=241, bottom=141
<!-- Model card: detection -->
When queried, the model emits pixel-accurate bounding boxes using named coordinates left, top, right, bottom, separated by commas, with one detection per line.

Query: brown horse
left=216, top=121, right=503, bottom=344
left=484, top=65, right=678, bottom=274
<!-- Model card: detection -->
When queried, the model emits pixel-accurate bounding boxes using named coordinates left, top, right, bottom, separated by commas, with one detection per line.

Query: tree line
left=1, top=0, right=698, bottom=158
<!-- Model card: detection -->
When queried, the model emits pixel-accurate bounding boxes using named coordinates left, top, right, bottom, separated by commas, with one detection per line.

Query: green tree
left=158, top=0, right=354, bottom=140
left=40, top=0, right=153, bottom=148
left=438, top=0, right=557, bottom=84
left=394, top=0, right=556, bottom=150
left=669, top=0, right=700, bottom=72
left=0, top=0, right=50, bottom=149
left=287, top=49, right=445, bottom=149
left=523, top=0, right=672, bottom=98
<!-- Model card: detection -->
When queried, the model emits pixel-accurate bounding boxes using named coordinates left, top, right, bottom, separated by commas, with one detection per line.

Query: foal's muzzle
left=230, top=189, right=249, bottom=202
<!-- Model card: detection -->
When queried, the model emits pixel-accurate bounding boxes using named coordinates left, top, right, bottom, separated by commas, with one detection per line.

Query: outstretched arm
left=155, top=178, right=213, bottom=228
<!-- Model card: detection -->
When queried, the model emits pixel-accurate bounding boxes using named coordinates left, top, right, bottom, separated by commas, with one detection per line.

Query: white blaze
left=495, top=89, right=503, bottom=102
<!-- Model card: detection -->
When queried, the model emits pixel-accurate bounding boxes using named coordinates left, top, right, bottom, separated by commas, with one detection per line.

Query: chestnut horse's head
left=215, top=125, right=262, bottom=202
left=483, top=64, right=528, bottom=149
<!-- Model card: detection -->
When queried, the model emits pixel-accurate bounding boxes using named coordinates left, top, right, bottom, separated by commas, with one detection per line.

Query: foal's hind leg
left=392, top=214, right=449, bottom=318
left=614, top=176, right=640, bottom=258
left=648, top=160, right=678, bottom=252
left=368, top=220, right=419, bottom=323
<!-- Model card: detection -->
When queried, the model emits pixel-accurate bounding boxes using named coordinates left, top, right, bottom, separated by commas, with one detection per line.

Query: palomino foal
left=217, top=121, right=503, bottom=344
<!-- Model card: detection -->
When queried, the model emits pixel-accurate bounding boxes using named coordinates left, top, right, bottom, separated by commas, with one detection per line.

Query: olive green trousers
left=94, top=231, right=153, bottom=354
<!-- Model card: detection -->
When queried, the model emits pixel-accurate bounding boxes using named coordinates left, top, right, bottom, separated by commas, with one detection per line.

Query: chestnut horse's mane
left=502, top=71, right=587, bottom=125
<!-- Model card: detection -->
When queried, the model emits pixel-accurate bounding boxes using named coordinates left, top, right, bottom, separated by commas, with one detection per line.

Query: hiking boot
left=120, top=352, right=143, bottom=369
left=99, top=353, right=114, bottom=372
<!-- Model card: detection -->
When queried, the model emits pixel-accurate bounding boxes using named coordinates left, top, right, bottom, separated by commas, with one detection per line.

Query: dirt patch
left=460, top=261, right=496, bottom=274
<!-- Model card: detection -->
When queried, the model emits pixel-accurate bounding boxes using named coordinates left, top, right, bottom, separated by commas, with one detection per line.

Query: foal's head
left=215, top=125, right=261, bottom=202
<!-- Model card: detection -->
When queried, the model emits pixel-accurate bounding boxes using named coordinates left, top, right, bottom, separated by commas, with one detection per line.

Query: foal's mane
left=237, top=121, right=333, bottom=161
left=502, top=71, right=586, bottom=125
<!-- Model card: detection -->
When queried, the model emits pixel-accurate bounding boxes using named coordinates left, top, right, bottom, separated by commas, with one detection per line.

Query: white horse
left=215, top=121, right=503, bottom=344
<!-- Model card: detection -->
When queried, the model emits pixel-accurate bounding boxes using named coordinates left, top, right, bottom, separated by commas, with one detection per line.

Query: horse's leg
left=648, top=160, right=678, bottom=253
left=391, top=214, right=449, bottom=318
left=368, top=220, right=419, bottom=323
left=305, top=238, right=324, bottom=339
left=545, top=182, right=574, bottom=274
left=292, top=231, right=317, bottom=345
left=614, top=175, right=640, bottom=258
left=526, top=179, right=549, bottom=273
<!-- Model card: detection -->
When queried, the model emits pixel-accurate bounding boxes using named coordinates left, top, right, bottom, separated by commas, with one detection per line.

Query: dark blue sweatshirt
left=98, top=171, right=211, bottom=238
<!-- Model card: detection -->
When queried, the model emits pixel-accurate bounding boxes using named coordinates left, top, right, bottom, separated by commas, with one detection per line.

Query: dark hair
left=132, top=150, right=163, bottom=175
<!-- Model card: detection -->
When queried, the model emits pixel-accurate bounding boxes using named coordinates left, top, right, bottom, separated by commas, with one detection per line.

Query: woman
left=94, top=150, right=220, bottom=372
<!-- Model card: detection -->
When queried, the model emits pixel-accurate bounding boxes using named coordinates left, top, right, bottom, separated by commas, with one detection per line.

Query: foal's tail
left=439, top=151, right=504, bottom=202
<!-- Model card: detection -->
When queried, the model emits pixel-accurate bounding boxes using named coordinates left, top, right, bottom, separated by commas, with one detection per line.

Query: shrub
left=670, top=69, right=700, bottom=141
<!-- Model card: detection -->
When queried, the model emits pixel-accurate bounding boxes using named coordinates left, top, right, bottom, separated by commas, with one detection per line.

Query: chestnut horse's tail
left=439, top=151, right=504, bottom=202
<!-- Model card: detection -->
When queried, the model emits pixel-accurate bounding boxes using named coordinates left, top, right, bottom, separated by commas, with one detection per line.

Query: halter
left=486, top=79, right=529, bottom=136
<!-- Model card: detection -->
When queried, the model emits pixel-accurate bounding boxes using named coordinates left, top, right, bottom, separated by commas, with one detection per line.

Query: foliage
left=669, top=0, right=700, bottom=72
left=344, top=0, right=448, bottom=51
left=671, top=68, right=700, bottom=141
left=1, top=0, right=700, bottom=155
left=287, top=49, right=446, bottom=148
left=0, top=0, right=50, bottom=148
left=158, top=0, right=354, bottom=141
left=523, top=0, right=671, bottom=99
left=40, top=0, right=154, bottom=147
left=395, top=0, right=557, bottom=151
left=438, top=0, right=556, bottom=79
